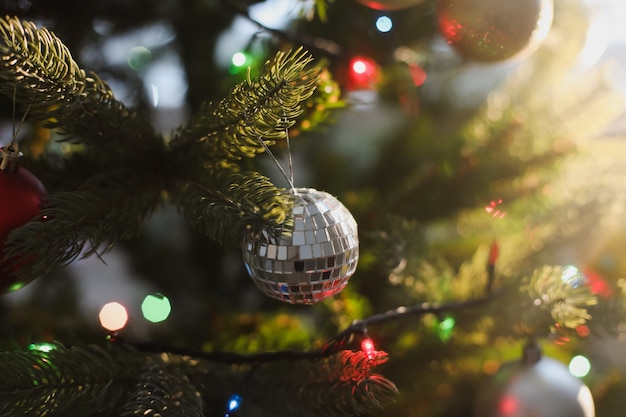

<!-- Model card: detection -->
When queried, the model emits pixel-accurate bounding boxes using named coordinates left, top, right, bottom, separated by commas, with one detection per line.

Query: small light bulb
left=99, top=302, right=129, bottom=331
left=28, top=342, right=56, bottom=353
left=437, top=315, right=456, bottom=342
left=227, top=394, right=242, bottom=412
left=569, top=355, right=591, bottom=378
left=352, top=59, right=368, bottom=75
left=361, top=338, right=376, bottom=359
left=376, top=16, right=393, bottom=33
left=347, top=56, right=380, bottom=91
left=232, top=52, right=247, bottom=67
left=141, top=293, right=172, bottom=323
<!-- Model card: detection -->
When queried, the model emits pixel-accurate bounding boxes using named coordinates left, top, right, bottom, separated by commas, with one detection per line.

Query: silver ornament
left=474, top=348, right=595, bottom=417
left=242, top=187, right=359, bottom=305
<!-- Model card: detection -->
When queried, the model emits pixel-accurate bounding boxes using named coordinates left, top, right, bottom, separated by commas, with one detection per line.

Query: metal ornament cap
left=242, top=187, right=359, bottom=305
left=0, top=145, right=23, bottom=172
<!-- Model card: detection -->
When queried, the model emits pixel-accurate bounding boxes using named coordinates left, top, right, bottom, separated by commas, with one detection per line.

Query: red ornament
left=436, top=0, right=554, bottom=62
left=355, top=0, right=425, bottom=11
left=0, top=145, right=47, bottom=293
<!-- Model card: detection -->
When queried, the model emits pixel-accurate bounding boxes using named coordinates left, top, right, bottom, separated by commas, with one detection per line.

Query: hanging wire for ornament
left=247, top=110, right=295, bottom=192
left=9, top=87, right=31, bottom=147
left=284, top=114, right=294, bottom=190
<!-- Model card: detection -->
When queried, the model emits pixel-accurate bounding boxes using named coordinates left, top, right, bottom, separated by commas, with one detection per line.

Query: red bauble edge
left=0, top=166, right=47, bottom=292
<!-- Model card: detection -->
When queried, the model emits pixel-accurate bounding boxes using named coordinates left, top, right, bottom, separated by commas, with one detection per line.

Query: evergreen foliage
left=0, top=342, right=397, bottom=417
left=0, top=1, right=625, bottom=416
left=0, top=16, right=322, bottom=285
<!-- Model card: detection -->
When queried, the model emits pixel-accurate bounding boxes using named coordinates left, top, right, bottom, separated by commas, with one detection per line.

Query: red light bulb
left=347, top=57, right=380, bottom=91
left=361, top=338, right=376, bottom=359
left=498, top=395, right=518, bottom=415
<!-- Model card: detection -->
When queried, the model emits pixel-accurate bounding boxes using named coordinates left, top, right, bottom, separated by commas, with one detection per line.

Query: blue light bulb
left=227, top=394, right=242, bottom=412
left=376, top=16, right=393, bottom=33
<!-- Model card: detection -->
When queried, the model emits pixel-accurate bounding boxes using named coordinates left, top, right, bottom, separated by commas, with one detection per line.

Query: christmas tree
left=0, top=0, right=625, bottom=416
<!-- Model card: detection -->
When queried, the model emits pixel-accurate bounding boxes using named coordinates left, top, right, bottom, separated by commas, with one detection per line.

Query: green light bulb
left=141, top=293, right=172, bottom=323
left=437, top=315, right=455, bottom=342
left=28, top=342, right=56, bottom=352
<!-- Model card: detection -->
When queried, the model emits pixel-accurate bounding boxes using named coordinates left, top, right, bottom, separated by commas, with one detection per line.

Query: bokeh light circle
left=99, top=302, right=129, bottom=331
left=376, top=16, right=393, bottom=33
left=141, top=293, right=172, bottom=323
left=569, top=355, right=591, bottom=378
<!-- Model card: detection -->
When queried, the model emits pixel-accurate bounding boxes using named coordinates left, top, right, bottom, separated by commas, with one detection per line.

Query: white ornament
left=474, top=354, right=595, bottom=417
left=242, top=188, right=359, bottom=305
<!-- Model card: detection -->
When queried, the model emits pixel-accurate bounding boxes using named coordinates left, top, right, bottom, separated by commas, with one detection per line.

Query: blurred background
left=2, top=0, right=626, bottom=415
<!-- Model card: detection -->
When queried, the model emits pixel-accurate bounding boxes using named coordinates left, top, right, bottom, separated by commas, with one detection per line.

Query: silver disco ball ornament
left=242, top=187, right=359, bottom=305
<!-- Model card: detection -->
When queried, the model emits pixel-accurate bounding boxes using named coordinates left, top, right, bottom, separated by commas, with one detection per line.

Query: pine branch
left=524, top=265, right=598, bottom=330
left=0, top=344, right=207, bottom=417
left=238, top=350, right=397, bottom=417
left=119, top=363, right=204, bottom=417
left=0, top=16, right=326, bottom=280
left=0, top=265, right=583, bottom=417
left=0, top=344, right=136, bottom=417
left=133, top=347, right=397, bottom=417
left=3, top=169, right=163, bottom=285
left=0, top=341, right=396, bottom=417
left=0, top=16, right=156, bottom=150
left=170, top=163, right=291, bottom=245
left=0, top=17, right=325, bottom=281
left=170, top=47, right=320, bottom=161
left=1, top=250, right=592, bottom=417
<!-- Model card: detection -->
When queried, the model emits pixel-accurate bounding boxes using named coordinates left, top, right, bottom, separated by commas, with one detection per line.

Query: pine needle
left=171, top=47, right=320, bottom=160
